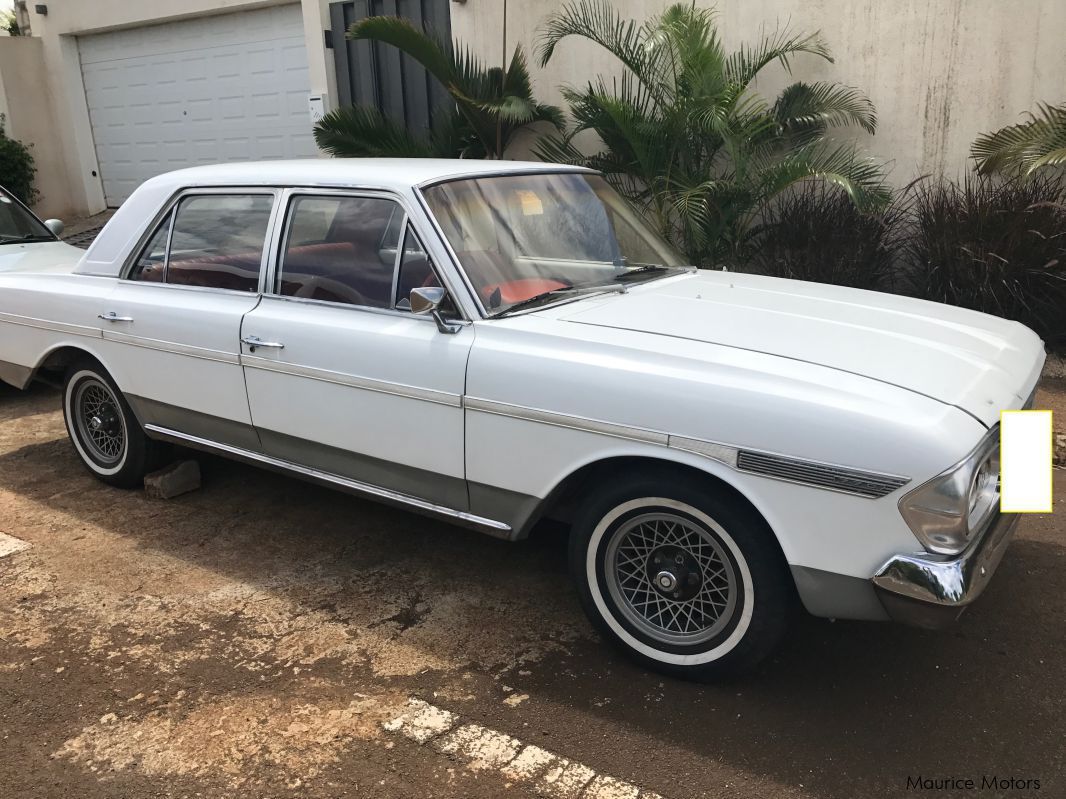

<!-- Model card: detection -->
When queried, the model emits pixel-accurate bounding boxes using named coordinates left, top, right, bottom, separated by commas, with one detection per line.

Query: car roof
left=141, top=158, right=594, bottom=193
left=75, top=159, right=597, bottom=279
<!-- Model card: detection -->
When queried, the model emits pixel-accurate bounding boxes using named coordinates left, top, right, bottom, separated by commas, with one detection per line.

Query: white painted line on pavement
left=383, top=698, right=667, bottom=799
left=0, top=532, right=30, bottom=559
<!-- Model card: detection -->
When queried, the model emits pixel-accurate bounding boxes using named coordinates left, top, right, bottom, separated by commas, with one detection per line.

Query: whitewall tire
left=569, top=471, right=793, bottom=679
left=63, top=360, right=158, bottom=488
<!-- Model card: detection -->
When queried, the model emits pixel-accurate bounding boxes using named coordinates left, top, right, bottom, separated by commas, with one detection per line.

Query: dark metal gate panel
left=329, top=0, right=452, bottom=137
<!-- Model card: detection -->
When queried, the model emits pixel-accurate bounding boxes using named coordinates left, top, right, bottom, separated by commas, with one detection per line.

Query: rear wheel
left=63, top=360, right=157, bottom=487
left=569, top=472, right=793, bottom=679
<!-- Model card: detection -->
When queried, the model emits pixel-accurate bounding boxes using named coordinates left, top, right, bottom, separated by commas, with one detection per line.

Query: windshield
left=422, top=172, right=685, bottom=314
left=0, top=187, right=53, bottom=244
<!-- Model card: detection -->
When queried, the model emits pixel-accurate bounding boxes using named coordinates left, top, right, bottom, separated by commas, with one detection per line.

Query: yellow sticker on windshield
left=516, top=190, right=544, bottom=216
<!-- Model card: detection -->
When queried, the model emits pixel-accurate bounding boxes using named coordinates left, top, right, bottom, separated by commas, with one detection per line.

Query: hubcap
left=604, top=512, right=739, bottom=645
left=73, top=378, right=126, bottom=465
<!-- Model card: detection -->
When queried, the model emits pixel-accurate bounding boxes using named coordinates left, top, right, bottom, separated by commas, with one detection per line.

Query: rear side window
left=276, top=195, right=401, bottom=308
left=129, top=212, right=172, bottom=282
left=129, top=194, right=273, bottom=291
left=167, top=195, right=273, bottom=291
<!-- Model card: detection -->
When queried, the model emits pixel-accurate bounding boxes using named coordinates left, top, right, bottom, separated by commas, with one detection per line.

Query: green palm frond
left=536, top=0, right=651, bottom=76
left=313, top=106, right=438, bottom=158
left=756, top=142, right=891, bottom=213
left=725, top=28, right=832, bottom=87
left=774, top=82, right=877, bottom=145
left=348, top=16, right=456, bottom=88
left=972, top=102, right=1066, bottom=175
left=343, top=16, right=561, bottom=159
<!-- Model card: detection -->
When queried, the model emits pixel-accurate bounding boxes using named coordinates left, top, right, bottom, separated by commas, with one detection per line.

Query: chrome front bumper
left=872, top=511, right=1020, bottom=629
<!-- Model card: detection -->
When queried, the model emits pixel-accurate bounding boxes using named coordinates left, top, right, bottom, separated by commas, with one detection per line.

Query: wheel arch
left=30, top=343, right=111, bottom=388
left=519, top=453, right=787, bottom=561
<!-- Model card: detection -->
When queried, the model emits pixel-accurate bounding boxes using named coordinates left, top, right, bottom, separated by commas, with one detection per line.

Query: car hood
left=558, top=271, right=1045, bottom=427
left=0, top=240, right=85, bottom=274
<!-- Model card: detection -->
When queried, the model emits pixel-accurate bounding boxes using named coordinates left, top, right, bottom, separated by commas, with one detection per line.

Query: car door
left=99, top=190, right=278, bottom=450
left=239, top=190, right=473, bottom=509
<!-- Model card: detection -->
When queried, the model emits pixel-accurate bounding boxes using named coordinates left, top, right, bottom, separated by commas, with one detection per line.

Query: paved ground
left=61, top=210, right=116, bottom=249
left=0, top=382, right=1062, bottom=799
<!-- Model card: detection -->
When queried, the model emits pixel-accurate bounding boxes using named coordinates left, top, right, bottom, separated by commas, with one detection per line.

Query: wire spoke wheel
left=73, top=378, right=127, bottom=466
left=604, top=511, right=739, bottom=646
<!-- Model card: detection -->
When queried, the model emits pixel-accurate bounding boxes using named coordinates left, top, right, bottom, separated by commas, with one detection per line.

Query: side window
left=277, top=195, right=400, bottom=308
left=129, top=212, right=172, bottom=282
left=394, top=224, right=441, bottom=310
left=165, top=194, right=273, bottom=291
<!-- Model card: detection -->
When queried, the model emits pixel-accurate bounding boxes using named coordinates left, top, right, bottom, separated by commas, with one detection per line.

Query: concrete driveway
left=1, top=383, right=1062, bottom=799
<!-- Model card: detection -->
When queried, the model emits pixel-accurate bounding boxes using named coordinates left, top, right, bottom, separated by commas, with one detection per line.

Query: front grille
left=736, top=450, right=910, bottom=499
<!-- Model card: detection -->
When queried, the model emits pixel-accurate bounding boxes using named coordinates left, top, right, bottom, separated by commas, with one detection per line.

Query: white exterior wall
left=451, top=0, right=1066, bottom=184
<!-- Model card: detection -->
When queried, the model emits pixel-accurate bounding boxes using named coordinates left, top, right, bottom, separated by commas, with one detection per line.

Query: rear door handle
left=98, top=312, right=133, bottom=322
left=241, top=335, right=284, bottom=352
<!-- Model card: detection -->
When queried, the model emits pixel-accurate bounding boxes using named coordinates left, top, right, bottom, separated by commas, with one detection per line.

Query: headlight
left=898, top=429, right=1000, bottom=555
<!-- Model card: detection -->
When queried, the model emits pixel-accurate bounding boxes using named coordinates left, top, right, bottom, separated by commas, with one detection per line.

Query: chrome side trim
left=102, top=331, right=239, bottom=364
left=736, top=450, right=909, bottom=499
left=143, top=424, right=512, bottom=535
left=242, top=355, right=462, bottom=407
left=0, top=311, right=100, bottom=339
left=464, top=397, right=668, bottom=445
left=465, top=397, right=909, bottom=498
left=667, top=435, right=738, bottom=467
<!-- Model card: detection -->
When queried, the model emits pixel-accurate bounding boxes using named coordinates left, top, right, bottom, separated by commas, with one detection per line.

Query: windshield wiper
left=0, top=233, right=54, bottom=244
left=614, top=264, right=669, bottom=281
left=493, top=283, right=627, bottom=318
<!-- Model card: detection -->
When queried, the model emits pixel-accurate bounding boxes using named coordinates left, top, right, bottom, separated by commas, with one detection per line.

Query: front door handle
left=241, top=335, right=284, bottom=352
left=98, top=312, right=134, bottom=322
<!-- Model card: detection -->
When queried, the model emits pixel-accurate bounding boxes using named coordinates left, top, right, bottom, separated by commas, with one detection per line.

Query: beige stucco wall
left=18, top=0, right=335, bottom=217
left=0, top=36, right=70, bottom=218
left=451, top=0, right=1066, bottom=185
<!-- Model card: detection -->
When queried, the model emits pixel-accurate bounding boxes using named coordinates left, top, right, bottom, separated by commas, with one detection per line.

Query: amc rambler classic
left=0, top=160, right=1044, bottom=677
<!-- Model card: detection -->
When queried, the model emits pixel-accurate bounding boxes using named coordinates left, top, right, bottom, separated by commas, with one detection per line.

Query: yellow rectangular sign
left=1000, top=410, right=1053, bottom=513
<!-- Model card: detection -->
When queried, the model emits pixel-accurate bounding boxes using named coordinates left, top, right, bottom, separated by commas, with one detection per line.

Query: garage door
left=79, top=4, right=317, bottom=206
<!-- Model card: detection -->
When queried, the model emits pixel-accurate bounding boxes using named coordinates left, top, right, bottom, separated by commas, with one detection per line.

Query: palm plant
left=314, top=16, right=563, bottom=159
left=971, top=102, right=1066, bottom=176
left=535, top=1, right=889, bottom=265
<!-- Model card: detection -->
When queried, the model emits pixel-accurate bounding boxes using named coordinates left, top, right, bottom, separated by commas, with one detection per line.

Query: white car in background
left=0, top=186, right=83, bottom=272
left=0, top=160, right=1046, bottom=678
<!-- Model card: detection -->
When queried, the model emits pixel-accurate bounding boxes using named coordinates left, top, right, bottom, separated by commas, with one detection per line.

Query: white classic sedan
left=0, top=160, right=1045, bottom=678
left=0, top=185, right=83, bottom=273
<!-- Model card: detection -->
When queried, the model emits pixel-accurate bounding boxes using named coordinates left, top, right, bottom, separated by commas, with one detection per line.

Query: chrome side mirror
left=409, top=286, right=446, bottom=315
left=44, top=218, right=65, bottom=237
left=409, top=287, right=461, bottom=334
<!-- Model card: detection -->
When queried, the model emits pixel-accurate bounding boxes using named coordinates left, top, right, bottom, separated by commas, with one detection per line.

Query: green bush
left=0, top=115, right=38, bottom=206
left=899, top=174, right=1066, bottom=344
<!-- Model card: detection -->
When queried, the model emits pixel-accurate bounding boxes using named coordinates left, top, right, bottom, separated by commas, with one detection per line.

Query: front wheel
left=63, top=360, right=158, bottom=488
left=569, top=473, right=793, bottom=679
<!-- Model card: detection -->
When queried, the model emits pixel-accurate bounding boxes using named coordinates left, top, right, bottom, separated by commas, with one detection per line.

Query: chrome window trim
left=464, top=396, right=910, bottom=499
left=142, top=424, right=511, bottom=536
left=253, top=292, right=454, bottom=324
left=242, top=354, right=462, bottom=407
